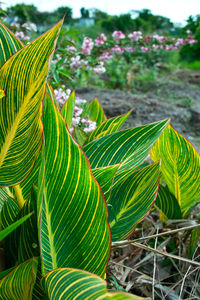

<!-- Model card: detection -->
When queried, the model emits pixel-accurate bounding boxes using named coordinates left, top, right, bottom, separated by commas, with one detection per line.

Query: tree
left=54, top=6, right=72, bottom=23
left=7, top=4, right=38, bottom=23
left=90, top=8, right=109, bottom=23
left=80, top=7, right=89, bottom=19
left=101, top=14, right=135, bottom=33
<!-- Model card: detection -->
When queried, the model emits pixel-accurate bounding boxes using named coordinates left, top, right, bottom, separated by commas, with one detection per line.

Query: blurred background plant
left=1, top=3, right=200, bottom=93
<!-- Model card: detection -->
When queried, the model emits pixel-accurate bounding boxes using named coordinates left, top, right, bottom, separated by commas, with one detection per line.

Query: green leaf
left=187, top=227, right=200, bottom=258
left=86, top=109, right=133, bottom=144
left=0, top=21, right=63, bottom=186
left=46, top=82, right=58, bottom=107
left=0, top=212, right=33, bottom=240
left=0, top=257, right=38, bottom=299
left=109, top=163, right=160, bottom=242
left=0, top=189, right=20, bottom=228
left=42, top=268, right=149, bottom=300
left=92, top=165, right=119, bottom=202
left=0, top=187, right=14, bottom=213
left=39, top=94, right=110, bottom=277
left=151, top=124, right=200, bottom=216
left=61, top=90, right=76, bottom=129
left=73, top=127, right=88, bottom=146
left=87, top=97, right=106, bottom=126
left=0, top=21, right=23, bottom=67
left=18, top=187, right=39, bottom=262
left=155, top=185, right=182, bottom=220
left=0, top=187, right=21, bottom=265
left=84, top=119, right=169, bottom=172
left=18, top=153, right=41, bottom=202
left=0, top=267, right=15, bottom=280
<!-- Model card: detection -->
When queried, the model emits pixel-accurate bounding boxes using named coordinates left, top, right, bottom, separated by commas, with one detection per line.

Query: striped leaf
left=0, top=188, right=13, bottom=213
left=0, top=21, right=23, bottom=67
left=32, top=259, right=45, bottom=300
left=42, top=268, right=149, bottom=300
left=17, top=153, right=41, bottom=203
left=151, top=124, right=200, bottom=216
left=155, top=185, right=182, bottom=220
left=61, top=90, right=76, bottom=129
left=87, top=97, right=107, bottom=126
left=0, top=267, right=15, bottom=280
left=72, top=127, right=88, bottom=146
left=86, top=110, right=133, bottom=144
left=0, top=188, right=20, bottom=228
left=92, top=165, right=119, bottom=202
left=0, top=89, right=5, bottom=99
left=0, top=21, right=62, bottom=186
left=0, top=188, right=21, bottom=265
left=0, top=213, right=32, bottom=241
left=18, top=187, right=39, bottom=262
left=109, top=163, right=160, bottom=242
left=84, top=119, right=169, bottom=171
left=0, top=257, right=38, bottom=299
left=39, top=94, right=110, bottom=277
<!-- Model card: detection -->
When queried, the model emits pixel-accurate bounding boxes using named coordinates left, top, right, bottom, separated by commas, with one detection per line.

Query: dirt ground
left=77, top=70, right=200, bottom=153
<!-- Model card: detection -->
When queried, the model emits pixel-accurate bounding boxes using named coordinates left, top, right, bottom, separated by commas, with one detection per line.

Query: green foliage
left=133, top=9, right=173, bottom=32
left=7, top=4, right=38, bottom=22
left=54, top=6, right=72, bottom=24
left=180, top=15, right=200, bottom=62
left=101, top=9, right=173, bottom=33
left=80, top=7, right=89, bottom=19
left=101, top=14, right=135, bottom=33
left=0, top=20, right=199, bottom=299
left=42, top=268, right=149, bottom=299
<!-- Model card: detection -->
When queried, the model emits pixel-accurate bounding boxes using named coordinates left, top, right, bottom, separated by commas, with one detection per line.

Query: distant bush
left=180, top=15, right=200, bottom=62
left=101, top=13, right=135, bottom=33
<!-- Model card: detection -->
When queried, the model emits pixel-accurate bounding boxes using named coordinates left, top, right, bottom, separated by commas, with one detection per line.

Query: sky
left=3, top=0, right=200, bottom=25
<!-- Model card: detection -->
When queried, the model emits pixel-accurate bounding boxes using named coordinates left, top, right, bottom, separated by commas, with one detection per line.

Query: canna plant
left=0, top=19, right=199, bottom=299
left=151, top=124, right=200, bottom=219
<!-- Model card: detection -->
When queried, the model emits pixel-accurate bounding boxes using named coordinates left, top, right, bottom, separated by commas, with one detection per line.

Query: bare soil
left=77, top=70, right=200, bottom=153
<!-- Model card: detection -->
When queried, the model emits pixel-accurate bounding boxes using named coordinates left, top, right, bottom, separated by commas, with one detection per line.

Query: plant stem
left=112, top=224, right=200, bottom=248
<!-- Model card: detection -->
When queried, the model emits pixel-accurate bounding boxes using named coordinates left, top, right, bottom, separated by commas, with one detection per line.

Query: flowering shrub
left=54, top=86, right=97, bottom=134
left=50, top=28, right=197, bottom=88
left=9, top=21, right=37, bottom=42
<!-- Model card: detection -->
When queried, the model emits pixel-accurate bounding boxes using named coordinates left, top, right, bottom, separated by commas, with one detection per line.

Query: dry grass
left=107, top=209, right=200, bottom=299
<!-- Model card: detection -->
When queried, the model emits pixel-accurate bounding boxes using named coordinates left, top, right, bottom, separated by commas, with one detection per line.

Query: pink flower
left=128, top=31, right=142, bottom=41
left=93, top=62, right=106, bottom=74
left=74, top=106, right=83, bottom=117
left=70, top=56, right=81, bottom=69
left=125, top=46, right=135, bottom=53
left=187, top=39, right=198, bottom=44
left=153, top=34, right=167, bottom=43
left=95, top=33, right=107, bottom=46
left=112, top=31, right=125, bottom=41
left=81, top=37, right=94, bottom=55
left=83, top=120, right=97, bottom=133
left=67, top=45, right=76, bottom=53
left=143, top=35, right=151, bottom=43
left=54, top=86, right=71, bottom=105
left=15, top=31, right=30, bottom=41
left=99, top=51, right=114, bottom=61
left=140, top=46, right=149, bottom=52
left=76, top=97, right=87, bottom=105
left=112, top=45, right=124, bottom=54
